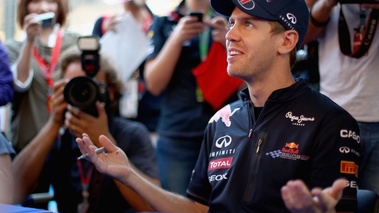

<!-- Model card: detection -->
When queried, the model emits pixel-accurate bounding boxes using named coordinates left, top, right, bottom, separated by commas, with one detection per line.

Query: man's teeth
left=230, top=51, right=240, bottom=55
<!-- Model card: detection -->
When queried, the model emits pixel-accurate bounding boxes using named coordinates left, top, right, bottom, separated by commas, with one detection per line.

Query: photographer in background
left=12, top=44, right=160, bottom=213
left=304, top=0, right=379, bottom=194
left=3, top=1, right=80, bottom=208
left=144, top=0, right=243, bottom=195
left=92, top=0, right=163, bottom=142
left=4, top=0, right=80, bottom=153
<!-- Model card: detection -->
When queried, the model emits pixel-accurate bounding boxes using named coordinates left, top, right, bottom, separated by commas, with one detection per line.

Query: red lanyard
left=77, top=160, right=94, bottom=213
left=33, top=29, right=64, bottom=112
left=77, top=160, right=94, bottom=189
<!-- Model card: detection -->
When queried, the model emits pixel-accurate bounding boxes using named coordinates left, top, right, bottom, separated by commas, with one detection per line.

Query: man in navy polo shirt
left=76, top=0, right=361, bottom=212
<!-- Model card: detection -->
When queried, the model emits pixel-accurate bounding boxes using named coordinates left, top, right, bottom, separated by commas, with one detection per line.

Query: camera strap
left=33, top=29, right=64, bottom=112
left=338, top=7, right=379, bottom=58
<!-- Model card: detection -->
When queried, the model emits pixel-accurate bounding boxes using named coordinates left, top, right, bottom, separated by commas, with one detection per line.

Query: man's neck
left=247, top=74, right=295, bottom=107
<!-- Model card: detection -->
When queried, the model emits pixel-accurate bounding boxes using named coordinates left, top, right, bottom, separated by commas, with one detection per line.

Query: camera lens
left=64, top=77, right=99, bottom=110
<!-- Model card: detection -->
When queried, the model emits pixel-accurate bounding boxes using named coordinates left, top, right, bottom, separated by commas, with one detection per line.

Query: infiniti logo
left=339, top=146, right=350, bottom=153
left=286, top=13, right=297, bottom=24
left=215, top=135, right=232, bottom=148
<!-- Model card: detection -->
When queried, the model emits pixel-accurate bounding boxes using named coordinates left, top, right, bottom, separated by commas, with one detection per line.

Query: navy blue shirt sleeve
left=0, top=41, right=13, bottom=106
left=146, top=16, right=171, bottom=61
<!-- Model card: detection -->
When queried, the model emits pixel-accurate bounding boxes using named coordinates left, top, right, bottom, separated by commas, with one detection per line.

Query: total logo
left=208, top=157, right=233, bottom=171
left=209, top=173, right=228, bottom=182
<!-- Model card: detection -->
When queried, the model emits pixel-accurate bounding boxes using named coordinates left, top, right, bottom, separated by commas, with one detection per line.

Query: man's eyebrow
left=229, top=16, right=261, bottom=22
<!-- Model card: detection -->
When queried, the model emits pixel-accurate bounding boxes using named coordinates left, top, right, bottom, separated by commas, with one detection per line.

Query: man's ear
left=278, top=30, right=298, bottom=54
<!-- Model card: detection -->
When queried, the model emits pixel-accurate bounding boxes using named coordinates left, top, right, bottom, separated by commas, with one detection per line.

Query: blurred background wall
left=0, top=0, right=181, bottom=41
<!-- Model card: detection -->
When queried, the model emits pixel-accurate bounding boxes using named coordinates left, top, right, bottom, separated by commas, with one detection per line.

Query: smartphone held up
left=189, top=11, right=203, bottom=22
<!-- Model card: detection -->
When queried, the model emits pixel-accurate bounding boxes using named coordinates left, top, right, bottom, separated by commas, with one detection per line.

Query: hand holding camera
left=63, top=36, right=109, bottom=117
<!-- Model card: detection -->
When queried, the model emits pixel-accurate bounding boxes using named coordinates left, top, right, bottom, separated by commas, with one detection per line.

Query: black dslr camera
left=63, top=36, right=108, bottom=117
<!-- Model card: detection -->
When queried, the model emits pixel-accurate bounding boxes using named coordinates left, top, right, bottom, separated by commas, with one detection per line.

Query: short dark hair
left=17, top=0, right=69, bottom=28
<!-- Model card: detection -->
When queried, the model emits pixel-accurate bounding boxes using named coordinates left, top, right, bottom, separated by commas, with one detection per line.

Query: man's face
left=63, top=61, right=106, bottom=83
left=225, top=8, right=280, bottom=83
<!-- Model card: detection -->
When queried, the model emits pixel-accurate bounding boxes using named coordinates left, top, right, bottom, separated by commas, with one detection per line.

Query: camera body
left=63, top=36, right=109, bottom=117
left=338, top=0, right=379, bottom=3
left=33, top=12, right=55, bottom=29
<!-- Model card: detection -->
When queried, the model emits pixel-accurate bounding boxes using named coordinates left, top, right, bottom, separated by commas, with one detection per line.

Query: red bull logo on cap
left=238, top=0, right=255, bottom=10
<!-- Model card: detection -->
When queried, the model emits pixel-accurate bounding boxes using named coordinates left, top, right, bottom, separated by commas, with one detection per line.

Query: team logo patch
left=286, top=13, right=297, bottom=24
left=282, top=142, right=299, bottom=154
left=285, top=111, right=315, bottom=127
left=238, top=0, right=255, bottom=10
left=208, top=157, right=233, bottom=171
left=209, top=105, right=240, bottom=127
left=340, top=161, right=358, bottom=177
left=266, top=142, right=309, bottom=161
left=215, top=135, right=232, bottom=148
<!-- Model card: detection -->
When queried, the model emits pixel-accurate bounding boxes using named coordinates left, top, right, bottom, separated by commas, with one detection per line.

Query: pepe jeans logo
left=285, top=112, right=315, bottom=126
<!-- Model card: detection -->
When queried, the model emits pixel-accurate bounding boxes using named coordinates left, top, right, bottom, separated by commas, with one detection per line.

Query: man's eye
left=228, top=21, right=235, bottom=29
left=244, top=22, right=253, bottom=28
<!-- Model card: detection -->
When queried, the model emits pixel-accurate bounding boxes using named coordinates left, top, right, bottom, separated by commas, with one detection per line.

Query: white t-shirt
left=318, top=4, right=379, bottom=122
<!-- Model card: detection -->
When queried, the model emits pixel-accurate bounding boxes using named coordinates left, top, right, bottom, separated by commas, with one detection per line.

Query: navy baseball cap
left=210, top=0, right=309, bottom=48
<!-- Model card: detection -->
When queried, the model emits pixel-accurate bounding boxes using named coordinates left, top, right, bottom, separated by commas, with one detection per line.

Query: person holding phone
left=143, top=0, right=243, bottom=195
left=92, top=0, right=163, bottom=143
left=4, top=0, right=80, bottom=209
